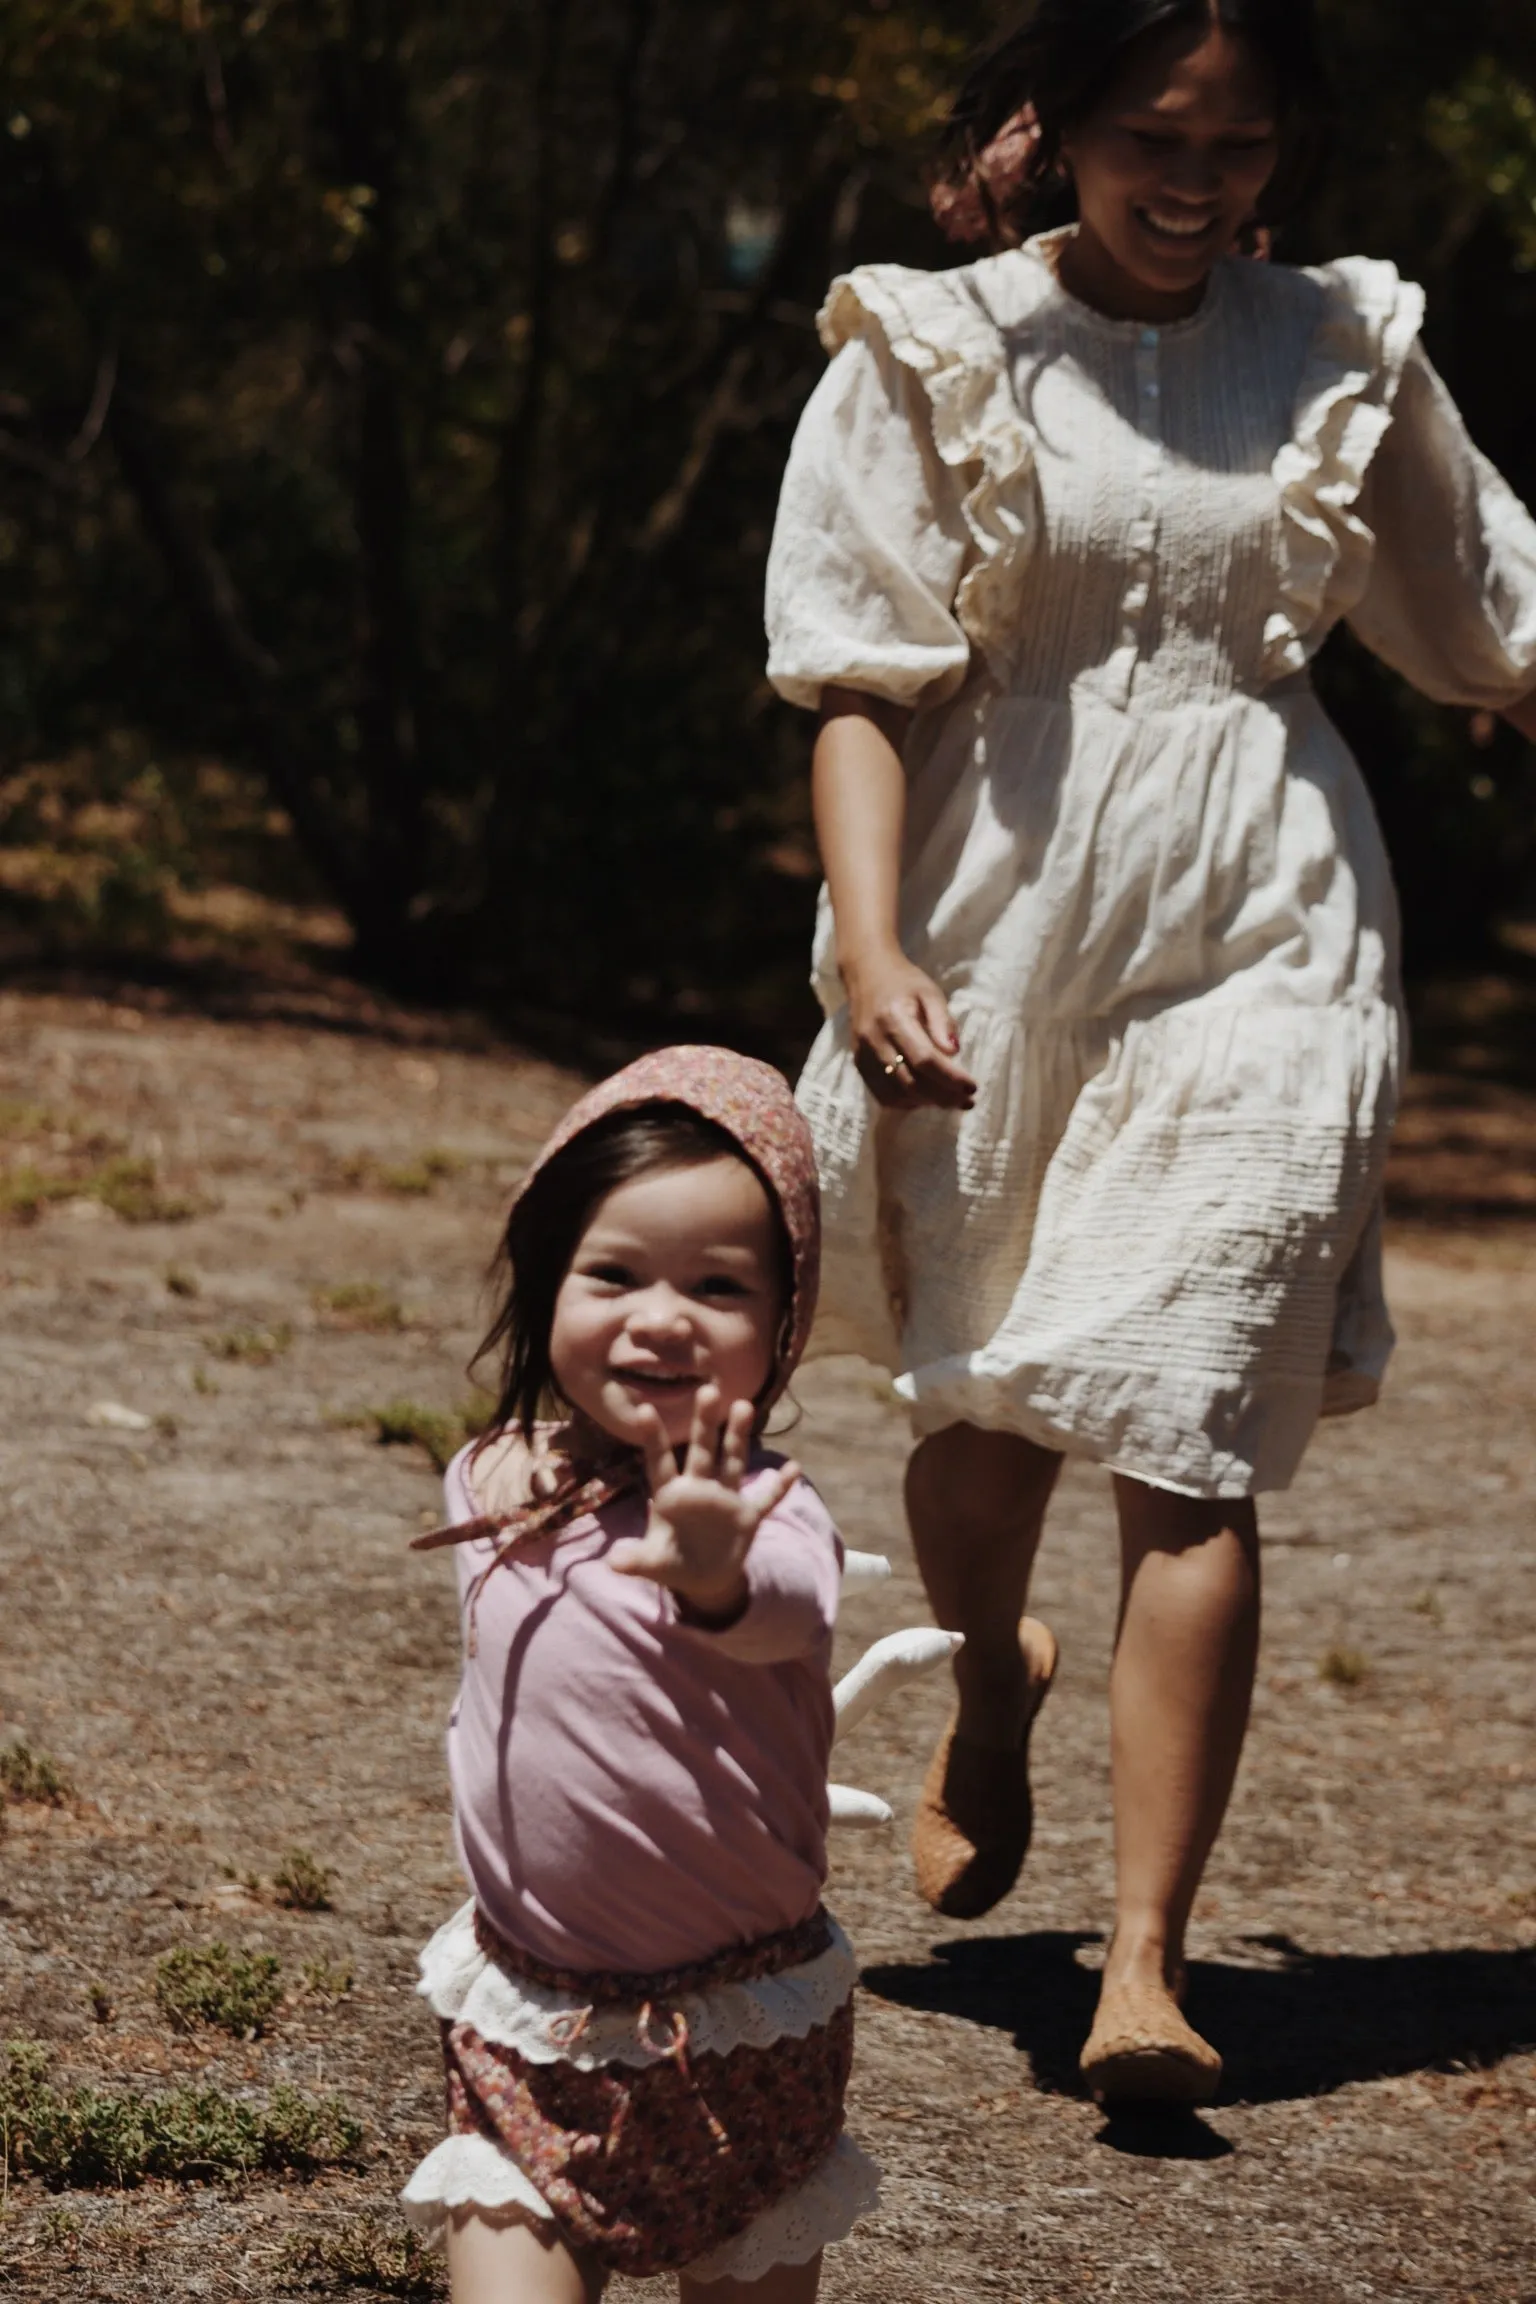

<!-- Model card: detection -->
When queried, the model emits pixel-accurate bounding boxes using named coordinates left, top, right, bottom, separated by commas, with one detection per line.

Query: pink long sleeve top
left=440, top=1441, right=844, bottom=1974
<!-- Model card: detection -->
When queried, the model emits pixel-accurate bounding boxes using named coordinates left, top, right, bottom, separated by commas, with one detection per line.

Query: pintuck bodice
left=765, top=232, right=1536, bottom=1498
left=1002, top=284, right=1295, bottom=712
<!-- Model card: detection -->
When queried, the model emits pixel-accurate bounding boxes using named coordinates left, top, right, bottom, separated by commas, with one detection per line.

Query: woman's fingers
left=859, top=992, right=974, bottom=1110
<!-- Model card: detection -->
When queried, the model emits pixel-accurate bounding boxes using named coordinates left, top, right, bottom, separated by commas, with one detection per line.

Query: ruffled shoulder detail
left=1263, top=255, right=1426, bottom=681
left=818, top=256, right=1044, bottom=683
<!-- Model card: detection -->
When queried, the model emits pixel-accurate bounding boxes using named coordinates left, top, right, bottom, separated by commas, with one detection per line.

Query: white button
left=1143, top=380, right=1160, bottom=399
left=1140, top=326, right=1159, bottom=347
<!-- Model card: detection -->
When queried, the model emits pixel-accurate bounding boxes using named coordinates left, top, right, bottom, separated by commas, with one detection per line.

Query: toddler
left=402, top=1047, right=879, bottom=2302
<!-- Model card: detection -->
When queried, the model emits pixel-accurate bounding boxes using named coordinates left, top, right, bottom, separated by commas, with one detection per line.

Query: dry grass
left=277, top=2213, right=443, bottom=2297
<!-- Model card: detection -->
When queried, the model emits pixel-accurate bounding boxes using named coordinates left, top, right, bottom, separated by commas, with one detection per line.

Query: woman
left=765, top=0, right=1536, bottom=2104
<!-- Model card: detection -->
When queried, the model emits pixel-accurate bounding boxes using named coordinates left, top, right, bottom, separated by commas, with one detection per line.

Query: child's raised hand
left=607, top=1384, right=800, bottom=1621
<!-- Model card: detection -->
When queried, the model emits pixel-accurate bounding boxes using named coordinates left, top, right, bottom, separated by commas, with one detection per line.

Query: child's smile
left=550, top=1155, right=783, bottom=1449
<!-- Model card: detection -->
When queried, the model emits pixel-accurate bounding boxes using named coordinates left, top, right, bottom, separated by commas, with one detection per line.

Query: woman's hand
left=608, top=1386, right=799, bottom=1623
left=811, top=691, right=977, bottom=1112
left=844, top=946, right=977, bottom=1111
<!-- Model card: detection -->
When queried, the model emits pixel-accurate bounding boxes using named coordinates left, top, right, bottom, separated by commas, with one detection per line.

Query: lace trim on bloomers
left=400, top=2127, right=881, bottom=2282
left=1263, top=254, right=1426, bottom=682
left=818, top=257, right=1042, bottom=687
left=416, top=1901, right=859, bottom=2071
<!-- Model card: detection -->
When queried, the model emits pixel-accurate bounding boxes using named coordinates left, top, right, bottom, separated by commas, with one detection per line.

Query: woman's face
left=1060, top=23, right=1280, bottom=312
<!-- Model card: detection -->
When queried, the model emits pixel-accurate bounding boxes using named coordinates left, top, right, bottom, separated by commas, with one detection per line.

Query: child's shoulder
left=447, top=1428, right=534, bottom=1525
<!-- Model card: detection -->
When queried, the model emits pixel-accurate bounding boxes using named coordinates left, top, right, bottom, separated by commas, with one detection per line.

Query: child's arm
left=608, top=1388, right=839, bottom=1662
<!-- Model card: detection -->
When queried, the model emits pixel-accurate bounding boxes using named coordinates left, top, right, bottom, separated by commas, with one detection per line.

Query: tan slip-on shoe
left=910, top=1616, right=1059, bottom=1920
left=1079, top=1975, right=1222, bottom=2106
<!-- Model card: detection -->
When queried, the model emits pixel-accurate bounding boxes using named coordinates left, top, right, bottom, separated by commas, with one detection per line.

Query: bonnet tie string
left=410, top=1450, right=643, bottom=1653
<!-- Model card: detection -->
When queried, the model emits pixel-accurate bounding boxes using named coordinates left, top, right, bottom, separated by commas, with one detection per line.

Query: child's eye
left=694, top=1275, right=750, bottom=1301
left=584, top=1261, right=636, bottom=1288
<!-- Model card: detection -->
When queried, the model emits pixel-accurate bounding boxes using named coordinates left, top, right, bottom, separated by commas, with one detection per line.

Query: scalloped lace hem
left=416, top=1902, right=859, bottom=2070
left=400, top=2129, right=881, bottom=2280
left=1263, top=254, right=1426, bottom=681
left=818, top=259, right=1040, bottom=683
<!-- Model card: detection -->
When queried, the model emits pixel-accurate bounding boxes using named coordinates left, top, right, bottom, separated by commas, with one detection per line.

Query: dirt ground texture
left=0, top=984, right=1532, bottom=2304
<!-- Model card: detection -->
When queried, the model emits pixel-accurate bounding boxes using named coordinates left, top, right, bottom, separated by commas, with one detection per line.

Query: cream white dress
left=766, top=229, right=1536, bottom=1496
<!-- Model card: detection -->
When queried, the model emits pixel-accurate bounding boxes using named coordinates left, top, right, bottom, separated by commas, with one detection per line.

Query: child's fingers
left=634, top=1402, right=678, bottom=1494
left=750, top=1458, right=801, bottom=1524
left=608, top=1534, right=672, bottom=1581
left=718, top=1399, right=755, bottom=1490
left=683, top=1384, right=724, bottom=1480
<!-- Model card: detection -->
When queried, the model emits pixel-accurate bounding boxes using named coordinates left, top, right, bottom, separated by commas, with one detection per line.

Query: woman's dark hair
left=936, top=0, right=1330, bottom=250
left=473, top=1103, right=795, bottom=1441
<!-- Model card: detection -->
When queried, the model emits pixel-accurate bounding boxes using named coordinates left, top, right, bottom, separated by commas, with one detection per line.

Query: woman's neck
left=1053, top=223, right=1213, bottom=324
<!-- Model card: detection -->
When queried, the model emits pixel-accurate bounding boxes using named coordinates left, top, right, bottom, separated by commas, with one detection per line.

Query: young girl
left=766, top=0, right=1536, bottom=2102
left=401, top=1046, right=879, bottom=2302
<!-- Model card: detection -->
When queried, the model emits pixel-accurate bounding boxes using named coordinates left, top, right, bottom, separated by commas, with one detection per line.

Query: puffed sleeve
left=1348, top=342, right=1536, bottom=709
left=765, top=328, right=973, bottom=712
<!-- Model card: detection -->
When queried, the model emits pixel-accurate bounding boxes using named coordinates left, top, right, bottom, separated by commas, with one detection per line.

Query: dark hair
left=937, top=0, right=1330, bottom=250
left=473, top=1104, right=795, bottom=1441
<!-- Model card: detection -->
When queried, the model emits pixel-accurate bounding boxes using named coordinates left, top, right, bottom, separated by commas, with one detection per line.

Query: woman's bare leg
left=679, top=2250, right=822, bottom=2304
left=447, top=2209, right=605, bottom=2304
left=1103, top=1476, right=1261, bottom=1996
left=905, top=1424, right=1062, bottom=1745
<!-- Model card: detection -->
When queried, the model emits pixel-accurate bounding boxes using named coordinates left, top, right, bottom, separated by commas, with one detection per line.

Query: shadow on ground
left=861, top=1931, right=1536, bottom=2107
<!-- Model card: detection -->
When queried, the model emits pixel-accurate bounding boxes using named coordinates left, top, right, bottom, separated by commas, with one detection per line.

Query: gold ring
left=882, top=1057, right=907, bottom=1077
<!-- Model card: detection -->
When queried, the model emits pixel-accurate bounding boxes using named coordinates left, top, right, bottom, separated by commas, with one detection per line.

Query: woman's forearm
left=811, top=687, right=913, bottom=981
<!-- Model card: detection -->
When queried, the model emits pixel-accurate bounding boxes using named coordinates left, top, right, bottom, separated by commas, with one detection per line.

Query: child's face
left=550, top=1155, right=784, bottom=1452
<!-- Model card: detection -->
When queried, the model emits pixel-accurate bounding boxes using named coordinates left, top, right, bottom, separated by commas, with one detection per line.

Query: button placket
left=1108, top=326, right=1164, bottom=705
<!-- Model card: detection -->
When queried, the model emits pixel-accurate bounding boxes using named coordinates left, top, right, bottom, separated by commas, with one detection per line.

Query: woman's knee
left=907, top=1422, right=1062, bottom=1530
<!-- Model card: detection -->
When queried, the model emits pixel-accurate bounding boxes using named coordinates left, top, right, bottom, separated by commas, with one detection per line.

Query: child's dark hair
left=936, top=0, right=1330, bottom=250
left=474, top=1104, right=796, bottom=1441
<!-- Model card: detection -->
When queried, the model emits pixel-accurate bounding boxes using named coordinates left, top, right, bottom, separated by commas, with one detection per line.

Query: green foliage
left=1429, top=58, right=1536, bottom=268
left=154, top=1942, right=284, bottom=2038
left=0, top=1, right=1532, bottom=1016
left=0, top=1165, right=78, bottom=1222
left=1319, top=1645, right=1370, bottom=1689
left=297, top=1956, right=354, bottom=2002
left=366, top=1397, right=481, bottom=1473
left=0, top=2040, right=364, bottom=2189
left=91, top=1154, right=200, bottom=1223
left=0, top=1742, right=72, bottom=1806
left=313, top=1280, right=403, bottom=1330
left=278, top=2213, right=444, bottom=2298
left=271, top=1848, right=335, bottom=1912
left=208, top=1321, right=292, bottom=1364
left=379, top=1149, right=461, bottom=1196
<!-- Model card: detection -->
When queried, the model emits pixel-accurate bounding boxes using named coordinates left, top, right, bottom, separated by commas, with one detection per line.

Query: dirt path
left=0, top=989, right=1531, bottom=2303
